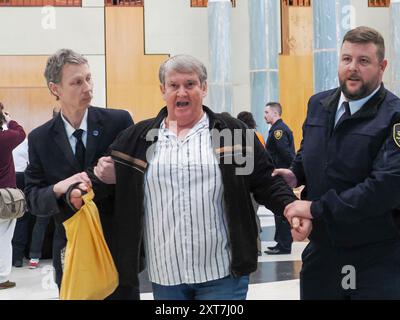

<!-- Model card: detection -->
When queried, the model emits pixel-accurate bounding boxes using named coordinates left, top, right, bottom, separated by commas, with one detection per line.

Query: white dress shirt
left=60, top=109, right=88, bottom=153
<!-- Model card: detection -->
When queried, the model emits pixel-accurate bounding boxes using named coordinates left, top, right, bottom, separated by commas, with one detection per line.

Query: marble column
left=208, top=0, right=233, bottom=114
left=390, top=1, right=400, bottom=96
left=313, top=0, right=351, bottom=93
left=249, top=0, right=279, bottom=139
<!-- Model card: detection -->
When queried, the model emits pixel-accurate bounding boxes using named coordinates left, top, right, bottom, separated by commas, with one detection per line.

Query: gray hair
left=159, top=54, right=207, bottom=86
left=44, top=49, right=88, bottom=86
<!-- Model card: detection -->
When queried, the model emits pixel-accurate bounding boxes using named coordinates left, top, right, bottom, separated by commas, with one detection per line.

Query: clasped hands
left=272, top=168, right=313, bottom=241
left=284, top=200, right=313, bottom=241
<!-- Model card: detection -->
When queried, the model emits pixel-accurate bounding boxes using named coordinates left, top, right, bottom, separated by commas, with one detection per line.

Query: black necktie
left=335, top=101, right=351, bottom=128
left=73, top=129, right=86, bottom=170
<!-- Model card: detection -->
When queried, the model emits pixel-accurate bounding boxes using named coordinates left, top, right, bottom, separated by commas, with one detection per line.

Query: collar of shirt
left=160, top=112, right=209, bottom=142
left=269, top=118, right=282, bottom=132
left=60, top=108, right=88, bottom=149
left=336, top=85, right=381, bottom=122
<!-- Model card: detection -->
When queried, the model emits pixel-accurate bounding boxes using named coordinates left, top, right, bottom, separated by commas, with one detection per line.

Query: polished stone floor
left=0, top=207, right=307, bottom=300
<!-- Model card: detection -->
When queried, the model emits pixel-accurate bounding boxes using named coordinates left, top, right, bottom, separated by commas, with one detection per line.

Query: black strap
left=4, top=188, right=16, bottom=213
left=65, top=182, right=88, bottom=213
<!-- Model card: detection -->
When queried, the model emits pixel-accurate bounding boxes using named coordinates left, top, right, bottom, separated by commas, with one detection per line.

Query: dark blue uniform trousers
left=300, top=238, right=400, bottom=299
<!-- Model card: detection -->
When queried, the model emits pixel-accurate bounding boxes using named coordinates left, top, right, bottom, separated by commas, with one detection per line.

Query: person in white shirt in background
left=12, top=138, right=52, bottom=269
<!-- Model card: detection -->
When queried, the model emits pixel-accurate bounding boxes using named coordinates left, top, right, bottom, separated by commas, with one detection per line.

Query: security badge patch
left=274, top=130, right=283, bottom=140
left=394, top=124, right=400, bottom=148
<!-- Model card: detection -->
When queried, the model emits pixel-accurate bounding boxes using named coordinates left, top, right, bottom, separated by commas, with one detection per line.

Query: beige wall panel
left=0, top=56, right=48, bottom=88
left=86, top=55, right=106, bottom=107
left=0, top=8, right=104, bottom=55
left=105, top=7, right=168, bottom=122
left=0, top=88, right=56, bottom=134
left=82, top=0, right=104, bottom=7
left=348, top=1, right=390, bottom=85
left=288, top=7, right=313, bottom=56
left=279, top=55, right=313, bottom=150
left=0, top=55, right=105, bottom=134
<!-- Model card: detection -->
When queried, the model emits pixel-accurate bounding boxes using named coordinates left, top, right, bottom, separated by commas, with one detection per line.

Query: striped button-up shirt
left=143, top=113, right=231, bottom=285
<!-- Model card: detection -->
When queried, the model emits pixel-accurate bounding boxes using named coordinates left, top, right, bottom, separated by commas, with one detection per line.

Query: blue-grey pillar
left=313, top=0, right=351, bottom=93
left=390, top=2, right=400, bottom=96
left=249, top=0, right=279, bottom=139
left=208, top=0, right=233, bottom=114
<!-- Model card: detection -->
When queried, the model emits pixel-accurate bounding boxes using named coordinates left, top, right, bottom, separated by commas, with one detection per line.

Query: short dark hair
left=0, top=102, right=5, bottom=129
left=237, top=111, right=256, bottom=129
left=220, top=112, right=232, bottom=118
left=265, top=102, right=282, bottom=116
left=342, top=26, right=385, bottom=62
left=52, top=107, right=60, bottom=119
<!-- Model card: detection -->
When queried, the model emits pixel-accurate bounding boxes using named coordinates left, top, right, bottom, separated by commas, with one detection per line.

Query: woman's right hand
left=3, top=111, right=11, bottom=124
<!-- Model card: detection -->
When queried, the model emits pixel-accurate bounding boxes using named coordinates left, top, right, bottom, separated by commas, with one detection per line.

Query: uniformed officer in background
left=275, top=26, right=400, bottom=299
left=264, top=102, right=295, bottom=255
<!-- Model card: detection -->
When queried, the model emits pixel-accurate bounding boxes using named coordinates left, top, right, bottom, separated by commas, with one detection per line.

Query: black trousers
left=12, top=172, right=30, bottom=262
left=300, top=238, right=400, bottom=299
left=105, top=285, right=140, bottom=300
left=273, top=215, right=293, bottom=251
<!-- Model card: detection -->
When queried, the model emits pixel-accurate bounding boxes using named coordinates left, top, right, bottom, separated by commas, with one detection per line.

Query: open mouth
left=347, top=76, right=361, bottom=82
left=346, top=78, right=362, bottom=88
left=176, top=102, right=189, bottom=108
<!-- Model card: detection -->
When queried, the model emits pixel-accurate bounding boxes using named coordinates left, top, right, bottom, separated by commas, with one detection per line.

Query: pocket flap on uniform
left=305, top=117, right=327, bottom=127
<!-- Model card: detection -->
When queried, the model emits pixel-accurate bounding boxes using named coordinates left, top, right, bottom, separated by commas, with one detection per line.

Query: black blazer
left=24, top=106, right=133, bottom=287
left=25, top=106, right=133, bottom=220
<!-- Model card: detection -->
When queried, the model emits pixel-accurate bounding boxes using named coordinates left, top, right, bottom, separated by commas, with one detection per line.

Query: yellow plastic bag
left=60, top=189, right=119, bottom=300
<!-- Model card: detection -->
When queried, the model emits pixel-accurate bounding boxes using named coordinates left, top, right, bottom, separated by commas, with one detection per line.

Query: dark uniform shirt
left=266, top=118, right=295, bottom=169
left=291, top=84, right=400, bottom=247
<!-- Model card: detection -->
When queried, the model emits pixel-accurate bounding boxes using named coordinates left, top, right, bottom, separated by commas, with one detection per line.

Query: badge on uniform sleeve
left=394, top=124, right=400, bottom=148
left=274, top=130, right=283, bottom=140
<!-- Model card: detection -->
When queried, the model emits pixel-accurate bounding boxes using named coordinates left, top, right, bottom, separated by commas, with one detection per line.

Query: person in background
left=263, top=102, right=295, bottom=255
left=13, top=109, right=62, bottom=269
left=237, top=111, right=265, bottom=256
left=11, top=138, right=30, bottom=268
left=12, top=136, right=53, bottom=270
left=0, top=103, right=26, bottom=289
left=237, top=111, right=265, bottom=147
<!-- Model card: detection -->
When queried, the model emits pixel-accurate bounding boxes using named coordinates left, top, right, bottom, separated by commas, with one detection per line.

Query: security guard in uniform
left=276, top=26, right=400, bottom=299
left=264, top=102, right=295, bottom=254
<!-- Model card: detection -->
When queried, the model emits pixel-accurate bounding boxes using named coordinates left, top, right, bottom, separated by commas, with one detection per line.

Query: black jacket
left=291, top=85, right=400, bottom=247
left=90, top=106, right=297, bottom=287
left=266, top=119, right=295, bottom=168
left=25, top=106, right=133, bottom=286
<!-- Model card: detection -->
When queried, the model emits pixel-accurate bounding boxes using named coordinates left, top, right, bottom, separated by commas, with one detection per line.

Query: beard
left=339, top=77, right=379, bottom=100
